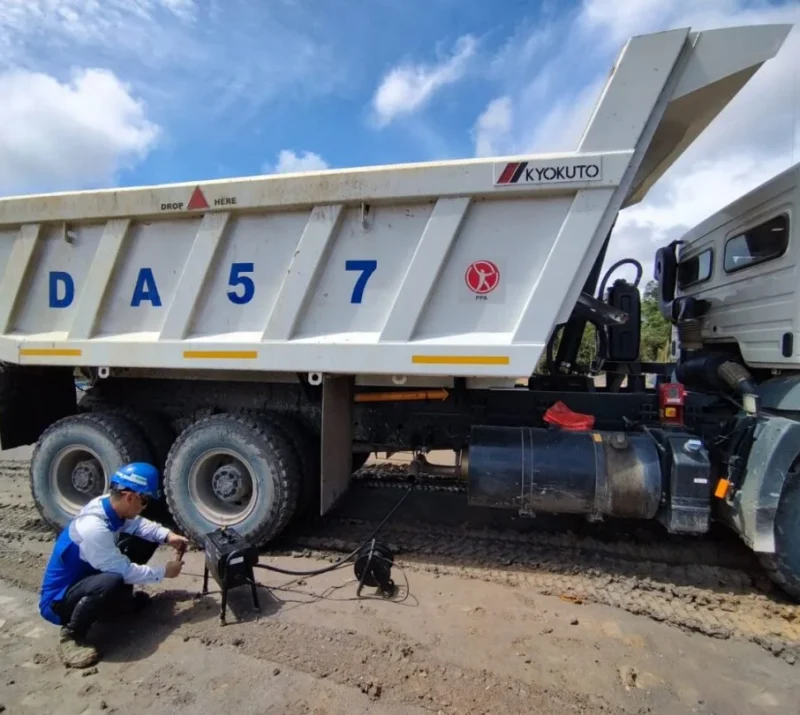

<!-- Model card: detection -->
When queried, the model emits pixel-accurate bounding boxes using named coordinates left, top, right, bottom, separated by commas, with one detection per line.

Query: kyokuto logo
left=465, top=260, right=500, bottom=295
left=495, top=159, right=602, bottom=185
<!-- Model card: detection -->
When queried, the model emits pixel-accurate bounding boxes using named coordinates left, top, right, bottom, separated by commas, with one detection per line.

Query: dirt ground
left=1, top=448, right=800, bottom=715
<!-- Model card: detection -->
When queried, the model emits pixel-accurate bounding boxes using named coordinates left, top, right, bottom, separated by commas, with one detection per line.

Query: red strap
left=543, top=400, right=595, bottom=431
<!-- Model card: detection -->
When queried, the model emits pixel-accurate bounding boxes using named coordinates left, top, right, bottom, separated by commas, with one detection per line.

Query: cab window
left=677, top=248, right=713, bottom=289
left=724, top=214, right=789, bottom=273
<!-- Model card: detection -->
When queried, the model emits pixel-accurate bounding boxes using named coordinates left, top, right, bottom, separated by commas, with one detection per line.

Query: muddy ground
left=1, top=448, right=800, bottom=715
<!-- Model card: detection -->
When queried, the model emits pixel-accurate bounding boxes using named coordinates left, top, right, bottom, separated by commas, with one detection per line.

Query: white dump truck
left=1, top=23, right=798, bottom=599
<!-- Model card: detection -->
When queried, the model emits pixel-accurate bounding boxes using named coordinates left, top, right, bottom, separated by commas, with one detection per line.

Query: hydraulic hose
left=717, top=360, right=760, bottom=415
left=545, top=256, right=641, bottom=377
left=596, top=258, right=643, bottom=301
left=675, top=354, right=760, bottom=415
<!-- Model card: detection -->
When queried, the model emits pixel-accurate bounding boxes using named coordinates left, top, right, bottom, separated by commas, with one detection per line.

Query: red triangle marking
left=187, top=186, right=209, bottom=210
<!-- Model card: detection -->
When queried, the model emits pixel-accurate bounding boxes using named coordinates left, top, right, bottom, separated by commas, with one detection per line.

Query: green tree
left=639, top=280, right=672, bottom=362
left=535, top=280, right=673, bottom=373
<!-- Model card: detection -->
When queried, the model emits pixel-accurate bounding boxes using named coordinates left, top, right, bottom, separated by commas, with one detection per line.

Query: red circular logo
left=465, top=260, right=500, bottom=295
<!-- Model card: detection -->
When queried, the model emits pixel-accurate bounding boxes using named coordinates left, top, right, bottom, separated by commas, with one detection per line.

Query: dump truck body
left=0, top=25, right=790, bottom=380
left=2, top=23, right=799, bottom=603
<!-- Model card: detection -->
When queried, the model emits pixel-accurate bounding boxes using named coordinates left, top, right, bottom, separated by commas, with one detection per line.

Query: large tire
left=163, top=413, right=301, bottom=546
left=760, top=465, right=800, bottom=602
left=259, top=414, right=319, bottom=522
left=76, top=398, right=176, bottom=523
left=30, top=412, right=153, bottom=531
left=78, top=396, right=175, bottom=471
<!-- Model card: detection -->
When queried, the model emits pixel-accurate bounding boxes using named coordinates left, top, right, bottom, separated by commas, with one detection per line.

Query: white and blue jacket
left=39, top=495, right=170, bottom=625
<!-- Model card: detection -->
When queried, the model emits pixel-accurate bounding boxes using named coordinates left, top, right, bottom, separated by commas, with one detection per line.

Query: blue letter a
left=131, top=268, right=162, bottom=307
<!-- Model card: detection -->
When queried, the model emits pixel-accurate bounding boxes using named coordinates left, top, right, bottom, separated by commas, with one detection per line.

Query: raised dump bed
left=0, top=24, right=791, bottom=380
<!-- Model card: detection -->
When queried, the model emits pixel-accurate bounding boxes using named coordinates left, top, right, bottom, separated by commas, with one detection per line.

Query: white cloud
left=265, top=150, right=330, bottom=174
left=0, top=67, right=159, bottom=194
left=611, top=152, right=791, bottom=276
left=0, top=1, right=197, bottom=61
left=595, top=0, right=800, bottom=280
left=474, top=0, right=800, bottom=283
left=0, top=0, right=356, bottom=194
left=473, top=97, right=513, bottom=157
left=372, top=35, right=477, bottom=127
left=0, top=0, right=350, bottom=134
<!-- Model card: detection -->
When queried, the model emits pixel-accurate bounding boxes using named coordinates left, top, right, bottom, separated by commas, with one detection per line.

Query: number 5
left=345, top=259, right=377, bottom=304
left=228, top=262, right=255, bottom=305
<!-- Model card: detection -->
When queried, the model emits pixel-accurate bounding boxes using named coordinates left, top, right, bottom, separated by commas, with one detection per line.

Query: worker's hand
left=166, top=531, right=189, bottom=552
left=164, top=560, right=183, bottom=579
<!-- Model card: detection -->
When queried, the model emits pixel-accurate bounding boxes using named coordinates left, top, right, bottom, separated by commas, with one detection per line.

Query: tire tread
left=759, top=464, right=800, bottom=602
left=30, top=411, right=152, bottom=531
left=164, top=413, right=301, bottom=546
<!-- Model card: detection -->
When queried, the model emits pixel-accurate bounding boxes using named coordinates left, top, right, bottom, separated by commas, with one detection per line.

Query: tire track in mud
left=0, top=541, right=48, bottom=592
left=2, top=459, right=799, bottom=665
left=0, top=460, right=55, bottom=592
left=286, top=521, right=800, bottom=666
left=346, top=482, right=760, bottom=572
left=167, top=604, right=622, bottom=715
left=0, top=460, right=54, bottom=545
left=0, top=500, right=52, bottom=542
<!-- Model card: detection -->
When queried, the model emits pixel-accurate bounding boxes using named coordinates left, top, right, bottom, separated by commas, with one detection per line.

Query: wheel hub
left=212, top=462, right=249, bottom=503
left=72, top=459, right=103, bottom=495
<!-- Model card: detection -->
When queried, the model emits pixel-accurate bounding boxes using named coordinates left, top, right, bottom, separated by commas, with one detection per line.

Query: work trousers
left=52, top=534, right=159, bottom=637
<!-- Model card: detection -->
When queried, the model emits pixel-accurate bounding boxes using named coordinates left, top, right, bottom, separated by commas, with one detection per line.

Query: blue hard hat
left=110, top=462, right=161, bottom=499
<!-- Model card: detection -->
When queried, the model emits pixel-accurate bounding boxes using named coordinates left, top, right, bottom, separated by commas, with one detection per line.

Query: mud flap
left=319, top=374, right=354, bottom=516
left=0, top=363, right=76, bottom=450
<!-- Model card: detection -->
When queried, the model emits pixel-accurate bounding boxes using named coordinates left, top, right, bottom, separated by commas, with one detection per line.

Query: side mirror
left=653, top=240, right=681, bottom=319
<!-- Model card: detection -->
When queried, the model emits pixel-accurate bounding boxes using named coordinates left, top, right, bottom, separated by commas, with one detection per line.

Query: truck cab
left=655, top=161, right=800, bottom=600
left=659, top=162, right=798, bottom=370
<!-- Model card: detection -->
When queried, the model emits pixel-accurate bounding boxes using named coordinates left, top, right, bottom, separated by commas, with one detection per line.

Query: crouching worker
left=38, top=462, right=190, bottom=668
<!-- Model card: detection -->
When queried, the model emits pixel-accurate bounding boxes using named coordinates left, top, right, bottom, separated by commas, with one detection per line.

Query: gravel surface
left=1, top=455, right=800, bottom=714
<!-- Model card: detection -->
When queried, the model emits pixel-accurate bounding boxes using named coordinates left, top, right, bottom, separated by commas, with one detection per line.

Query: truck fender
left=756, top=375, right=800, bottom=412
left=721, top=413, right=800, bottom=553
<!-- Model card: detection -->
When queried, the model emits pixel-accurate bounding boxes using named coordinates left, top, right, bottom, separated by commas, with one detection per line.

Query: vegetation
left=538, top=280, right=673, bottom=373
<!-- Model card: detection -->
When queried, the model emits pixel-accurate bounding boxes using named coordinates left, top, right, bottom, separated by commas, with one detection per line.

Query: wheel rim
left=49, top=445, right=107, bottom=516
left=187, top=447, right=261, bottom=526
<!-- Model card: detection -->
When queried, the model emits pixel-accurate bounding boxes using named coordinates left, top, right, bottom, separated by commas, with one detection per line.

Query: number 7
left=345, top=259, right=377, bottom=304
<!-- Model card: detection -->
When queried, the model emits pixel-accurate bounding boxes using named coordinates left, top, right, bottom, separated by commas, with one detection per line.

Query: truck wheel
left=76, top=399, right=176, bottom=522
left=760, top=466, right=800, bottom=602
left=77, top=397, right=175, bottom=471
left=30, top=412, right=152, bottom=531
left=163, top=413, right=301, bottom=546
left=260, top=415, right=319, bottom=523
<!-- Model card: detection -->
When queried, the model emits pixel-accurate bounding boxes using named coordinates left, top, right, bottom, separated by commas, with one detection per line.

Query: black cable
left=252, top=486, right=412, bottom=578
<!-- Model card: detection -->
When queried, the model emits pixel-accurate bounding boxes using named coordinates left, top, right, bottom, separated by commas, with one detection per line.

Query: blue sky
left=1, top=0, right=799, bottom=273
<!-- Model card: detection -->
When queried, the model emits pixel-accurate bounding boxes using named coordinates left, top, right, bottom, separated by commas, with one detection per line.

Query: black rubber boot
left=97, top=586, right=152, bottom=622
left=58, top=597, right=99, bottom=668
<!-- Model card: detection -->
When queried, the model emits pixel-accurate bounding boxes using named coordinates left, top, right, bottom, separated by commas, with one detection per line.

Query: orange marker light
left=659, top=382, right=686, bottom=426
